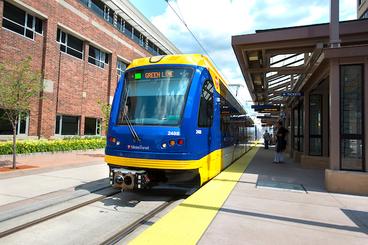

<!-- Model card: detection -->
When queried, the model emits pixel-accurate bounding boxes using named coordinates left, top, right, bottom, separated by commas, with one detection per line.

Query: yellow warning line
left=130, top=147, right=259, bottom=245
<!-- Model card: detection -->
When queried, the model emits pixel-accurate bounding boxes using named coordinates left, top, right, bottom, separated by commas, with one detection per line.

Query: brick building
left=0, top=0, right=179, bottom=139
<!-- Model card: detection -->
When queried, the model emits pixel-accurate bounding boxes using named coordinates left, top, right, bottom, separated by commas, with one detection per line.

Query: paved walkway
left=130, top=146, right=368, bottom=244
left=0, top=149, right=105, bottom=178
left=0, top=149, right=107, bottom=207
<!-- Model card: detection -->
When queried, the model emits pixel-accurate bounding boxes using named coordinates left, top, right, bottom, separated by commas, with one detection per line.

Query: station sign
left=251, top=104, right=280, bottom=112
left=281, top=91, right=303, bottom=97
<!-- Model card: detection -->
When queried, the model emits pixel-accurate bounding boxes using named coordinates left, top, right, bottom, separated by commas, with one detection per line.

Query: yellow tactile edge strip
left=130, top=146, right=259, bottom=245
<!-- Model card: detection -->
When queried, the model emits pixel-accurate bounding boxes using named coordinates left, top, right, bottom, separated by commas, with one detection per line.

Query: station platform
left=0, top=147, right=367, bottom=244
left=130, top=146, right=368, bottom=245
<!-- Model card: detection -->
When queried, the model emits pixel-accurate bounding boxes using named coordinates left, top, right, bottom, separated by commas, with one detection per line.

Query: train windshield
left=118, top=68, right=193, bottom=126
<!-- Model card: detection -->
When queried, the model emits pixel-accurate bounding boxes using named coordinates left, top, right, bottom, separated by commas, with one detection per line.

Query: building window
left=2, top=1, right=43, bottom=40
left=309, top=95, right=322, bottom=156
left=198, top=80, right=214, bottom=127
left=78, top=0, right=166, bottom=56
left=55, top=115, right=80, bottom=135
left=88, top=45, right=109, bottom=68
left=293, top=103, right=304, bottom=152
left=117, top=60, right=128, bottom=77
left=0, top=109, right=29, bottom=135
left=340, top=64, right=364, bottom=171
left=56, top=29, right=84, bottom=59
left=84, top=117, right=101, bottom=135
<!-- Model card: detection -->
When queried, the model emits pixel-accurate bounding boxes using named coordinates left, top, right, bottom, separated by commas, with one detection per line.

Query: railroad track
left=100, top=199, right=176, bottom=245
left=0, top=187, right=121, bottom=239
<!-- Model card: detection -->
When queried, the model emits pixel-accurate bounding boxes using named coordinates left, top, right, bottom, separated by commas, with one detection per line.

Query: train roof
left=127, top=54, right=246, bottom=115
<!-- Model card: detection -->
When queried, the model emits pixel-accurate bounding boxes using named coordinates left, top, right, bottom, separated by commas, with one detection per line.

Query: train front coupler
left=109, top=167, right=150, bottom=190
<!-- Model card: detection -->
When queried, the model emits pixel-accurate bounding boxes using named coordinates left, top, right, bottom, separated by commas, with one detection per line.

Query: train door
left=197, top=80, right=218, bottom=180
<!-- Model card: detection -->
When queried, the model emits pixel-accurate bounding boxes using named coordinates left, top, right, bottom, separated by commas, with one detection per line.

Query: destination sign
left=281, top=91, right=303, bottom=97
left=134, top=70, right=174, bottom=80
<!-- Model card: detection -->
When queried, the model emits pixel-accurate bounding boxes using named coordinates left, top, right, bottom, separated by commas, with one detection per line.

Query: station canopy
left=232, top=19, right=368, bottom=111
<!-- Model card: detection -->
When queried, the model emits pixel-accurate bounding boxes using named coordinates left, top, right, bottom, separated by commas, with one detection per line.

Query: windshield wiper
left=122, top=85, right=141, bottom=142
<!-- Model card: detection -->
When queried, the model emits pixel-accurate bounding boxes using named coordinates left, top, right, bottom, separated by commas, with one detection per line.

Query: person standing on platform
left=263, top=130, right=271, bottom=149
left=273, top=121, right=288, bottom=163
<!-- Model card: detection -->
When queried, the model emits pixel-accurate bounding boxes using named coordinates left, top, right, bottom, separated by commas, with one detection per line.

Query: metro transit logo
left=127, top=145, right=150, bottom=150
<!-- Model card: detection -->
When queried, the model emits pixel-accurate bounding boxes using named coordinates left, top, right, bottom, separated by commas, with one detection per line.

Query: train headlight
left=161, top=143, right=167, bottom=149
left=169, top=140, right=176, bottom=147
left=108, top=137, right=117, bottom=143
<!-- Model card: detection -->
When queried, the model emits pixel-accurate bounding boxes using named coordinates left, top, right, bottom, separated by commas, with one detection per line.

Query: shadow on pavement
left=179, top=202, right=368, bottom=235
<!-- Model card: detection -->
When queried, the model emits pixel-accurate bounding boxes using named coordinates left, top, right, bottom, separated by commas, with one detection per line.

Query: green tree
left=98, top=100, right=111, bottom=135
left=0, top=57, right=42, bottom=169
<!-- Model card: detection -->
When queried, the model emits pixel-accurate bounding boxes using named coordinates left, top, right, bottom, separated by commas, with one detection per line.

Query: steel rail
left=100, top=198, right=177, bottom=245
left=0, top=187, right=121, bottom=239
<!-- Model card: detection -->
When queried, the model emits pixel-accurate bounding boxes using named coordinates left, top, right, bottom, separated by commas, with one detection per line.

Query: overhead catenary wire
left=164, top=0, right=248, bottom=105
left=163, top=0, right=220, bottom=70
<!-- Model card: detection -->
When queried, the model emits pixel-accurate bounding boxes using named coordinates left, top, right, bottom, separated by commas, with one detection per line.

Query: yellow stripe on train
left=105, top=149, right=223, bottom=184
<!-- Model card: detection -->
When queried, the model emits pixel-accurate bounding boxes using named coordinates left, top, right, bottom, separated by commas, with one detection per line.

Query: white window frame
left=57, top=29, right=84, bottom=60
left=2, top=3, right=43, bottom=40
left=117, top=59, right=128, bottom=77
left=88, top=46, right=108, bottom=68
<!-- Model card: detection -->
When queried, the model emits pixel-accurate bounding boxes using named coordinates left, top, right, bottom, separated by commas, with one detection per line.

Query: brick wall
left=0, top=0, right=157, bottom=138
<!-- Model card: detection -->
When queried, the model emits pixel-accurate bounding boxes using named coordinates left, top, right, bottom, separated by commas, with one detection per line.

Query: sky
left=129, top=0, right=357, bottom=119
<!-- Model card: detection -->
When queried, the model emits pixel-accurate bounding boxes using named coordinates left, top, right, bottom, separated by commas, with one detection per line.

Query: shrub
left=0, top=138, right=106, bottom=155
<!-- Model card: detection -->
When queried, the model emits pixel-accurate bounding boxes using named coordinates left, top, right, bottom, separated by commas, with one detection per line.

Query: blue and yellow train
left=105, top=54, right=253, bottom=190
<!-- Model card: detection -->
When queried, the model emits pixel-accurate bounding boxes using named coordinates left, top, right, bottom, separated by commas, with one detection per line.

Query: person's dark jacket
left=276, top=126, right=288, bottom=152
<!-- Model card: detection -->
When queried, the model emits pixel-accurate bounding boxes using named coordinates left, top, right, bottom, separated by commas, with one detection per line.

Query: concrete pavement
left=0, top=149, right=108, bottom=220
left=199, top=147, right=368, bottom=244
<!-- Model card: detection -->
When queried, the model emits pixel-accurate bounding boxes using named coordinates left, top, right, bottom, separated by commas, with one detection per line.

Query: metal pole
left=329, top=0, right=341, bottom=48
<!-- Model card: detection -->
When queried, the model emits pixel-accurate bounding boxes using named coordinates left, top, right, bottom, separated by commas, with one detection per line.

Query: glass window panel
left=310, top=138, right=321, bottom=156
left=61, top=116, right=79, bottom=135
left=293, top=108, right=298, bottom=136
left=35, top=17, right=43, bottom=34
left=341, top=139, right=363, bottom=170
left=55, top=115, right=60, bottom=134
left=119, top=68, right=193, bottom=125
left=60, top=44, right=66, bottom=52
left=300, top=104, right=304, bottom=136
left=84, top=117, right=97, bottom=135
left=341, top=65, right=362, bottom=135
left=67, top=34, right=83, bottom=52
left=0, top=109, right=13, bottom=135
left=25, top=29, right=33, bottom=39
left=67, top=47, right=83, bottom=59
left=4, top=2, right=26, bottom=25
left=2, top=18, right=25, bottom=35
left=198, top=81, right=214, bottom=127
left=26, top=14, right=33, bottom=28
left=19, top=115, right=27, bottom=134
left=309, top=95, right=322, bottom=135
left=90, top=0, right=104, bottom=18
left=57, top=28, right=61, bottom=41
left=117, top=60, right=127, bottom=77
left=340, top=64, right=364, bottom=171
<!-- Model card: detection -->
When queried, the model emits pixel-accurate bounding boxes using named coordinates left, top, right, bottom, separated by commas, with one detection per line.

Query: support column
left=303, top=92, right=310, bottom=155
left=329, top=58, right=340, bottom=170
left=322, top=90, right=329, bottom=157
left=365, top=57, right=368, bottom=172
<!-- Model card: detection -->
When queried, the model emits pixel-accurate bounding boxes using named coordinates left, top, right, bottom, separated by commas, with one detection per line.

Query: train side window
left=198, top=80, right=214, bottom=127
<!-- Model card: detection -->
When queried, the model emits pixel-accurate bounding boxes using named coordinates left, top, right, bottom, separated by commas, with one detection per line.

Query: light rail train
left=105, top=54, right=253, bottom=190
